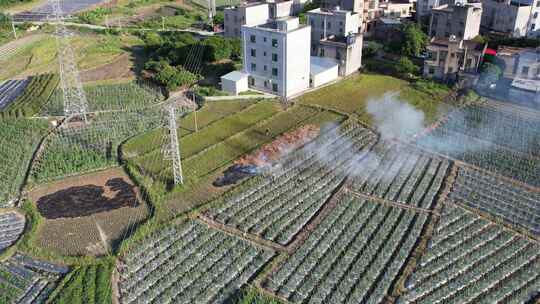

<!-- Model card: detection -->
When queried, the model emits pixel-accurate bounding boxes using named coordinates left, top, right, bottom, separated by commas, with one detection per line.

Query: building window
left=272, top=68, right=278, bottom=76
left=264, top=65, right=267, bottom=71
left=537, top=1, right=540, bottom=6
left=250, top=35, right=256, bottom=43
left=339, top=21, right=343, bottom=26
left=320, top=48, right=325, bottom=56
left=272, top=83, right=278, bottom=92
left=264, top=51, right=267, bottom=56
left=535, top=12, right=539, bottom=19
left=272, top=53, right=278, bottom=61
left=251, top=63, right=256, bottom=71
left=310, top=19, right=314, bottom=26
left=522, top=66, right=530, bottom=76
left=249, top=76, right=255, bottom=86
left=466, top=58, right=472, bottom=68
left=250, top=48, right=256, bottom=57
left=429, top=67, right=435, bottom=74
left=263, top=37, right=267, bottom=42
left=448, top=67, right=453, bottom=73
left=264, top=80, right=268, bottom=88
left=272, top=39, right=278, bottom=47
left=327, top=21, right=331, bottom=29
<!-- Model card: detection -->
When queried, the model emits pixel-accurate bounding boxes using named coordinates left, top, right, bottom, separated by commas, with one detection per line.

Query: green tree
left=203, top=36, right=233, bottom=61
left=395, top=56, right=419, bottom=76
left=401, top=24, right=428, bottom=57
left=214, top=11, right=224, bottom=26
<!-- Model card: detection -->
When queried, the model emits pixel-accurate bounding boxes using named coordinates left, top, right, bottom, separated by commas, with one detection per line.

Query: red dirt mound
left=236, top=124, right=320, bottom=168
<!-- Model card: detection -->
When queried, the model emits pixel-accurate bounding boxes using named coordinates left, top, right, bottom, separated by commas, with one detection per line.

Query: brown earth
left=80, top=53, right=135, bottom=82
left=28, top=168, right=150, bottom=257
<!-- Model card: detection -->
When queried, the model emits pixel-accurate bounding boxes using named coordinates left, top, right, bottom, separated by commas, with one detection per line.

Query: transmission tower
left=51, top=0, right=89, bottom=123
left=163, top=102, right=183, bottom=185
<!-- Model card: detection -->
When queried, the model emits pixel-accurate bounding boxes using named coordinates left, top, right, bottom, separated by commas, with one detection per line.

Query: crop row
left=31, top=109, right=163, bottom=183
left=264, top=194, right=429, bottom=304
left=118, top=220, right=274, bottom=304
left=449, top=166, right=540, bottom=236
left=350, top=143, right=449, bottom=210
left=1, top=74, right=60, bottom=118
left=0, top=79, right=29, bottom=111
left=399, top=204, right=540, bottom=304
left=43, top=81, right=165, bottom=116
left=46, top=259, right=114, bottom=304
left=0, top=118, right=49, bottom=204
left=0, top=254, right=69, bottom=304
left=204, top=124, right=377, bottom=245
left=0, top=211, right=25, bottom=253
left=443, top=104, right=540, bottom=157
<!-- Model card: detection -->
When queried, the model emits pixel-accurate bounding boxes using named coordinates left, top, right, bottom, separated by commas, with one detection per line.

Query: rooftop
left=306, top=7, right=357, bottom=15
left=221, top=71, right=249, bottom=82
left=310, top=56, right=340, bottom=75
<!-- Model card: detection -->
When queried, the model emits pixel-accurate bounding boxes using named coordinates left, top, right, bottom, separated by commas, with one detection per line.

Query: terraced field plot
left=0, top=254, right=69, bottom=304
left=204, top=124, right=377, bottom=245
left=398, top=204, right=540, bottom=304
left=118, top=220, right=274, bottom=304
left=416, top=102, right=540, bottom=187
left=0, top=211, right=25, bottom=253
left=0, top=79, right=28, bottom=110
left=0, top=118, right=49, bottom=205
left=348, top=143, right=450, bottom=210
left=449, top=166, right=540, bottom=237
left=263, top=194, right=430, bottom=304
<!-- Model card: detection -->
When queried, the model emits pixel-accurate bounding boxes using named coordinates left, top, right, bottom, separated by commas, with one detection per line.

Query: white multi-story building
left=306, top=8, right=363, bottom=75
left=223, top=0, right=309, bottom=38
left=430, top=1, right=482, bottom=40
left=224, top=2, right=269, bottom=38
left=241, top=17, right=311, bottom=97
left=379, top=0, right=415, bottom=18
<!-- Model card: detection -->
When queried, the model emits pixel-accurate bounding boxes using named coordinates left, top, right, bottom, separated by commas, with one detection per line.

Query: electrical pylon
left=51, top=0, right=88, bottom=123
left=164, top=102, right=183, bottom=185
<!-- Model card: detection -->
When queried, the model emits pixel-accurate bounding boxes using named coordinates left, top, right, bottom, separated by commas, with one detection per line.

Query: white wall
left=221, top=77, right=248, bottom=95
left=311, top=66, right=339, bottom=87
left=284, top=27, right=311, bottom=97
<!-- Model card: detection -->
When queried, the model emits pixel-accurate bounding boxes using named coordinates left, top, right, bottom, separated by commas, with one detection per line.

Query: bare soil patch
left=80, top=53, right=135, bottom=82
left=28, top=168, right=150, bottom=256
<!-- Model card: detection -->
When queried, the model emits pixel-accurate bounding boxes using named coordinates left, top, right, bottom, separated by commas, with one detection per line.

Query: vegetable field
left=117, top=220, right=274, bottom=304
left=349, top=143, right=450, bottom=210
left=416, top=102, right=540, bottom=187
left=449, top=166, right=540, bottom=237
left=0, top=253, right=69, bottom=304
left=263, top=194, right=430, bottom=304
left=204, top=123, right=377, bottom=245
left=1, top=74, right=59, bottom=118
left=30, top=109, right=163, bottom=183
left=47, top=259, right=115, bottom=304
left=0, top=211, right=25, bottom=253
left=398, top=204, right=540, bottom=304
left=0, top=118, right=49, bottom=205
left=43, top=81, right=165, bottom=116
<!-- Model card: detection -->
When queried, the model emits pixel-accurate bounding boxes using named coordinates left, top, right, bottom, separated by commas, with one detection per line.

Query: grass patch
left=46, top=258, right=115, bottom=304
left=297, top=74, right=450, bottom=125
left=230, top=287, right=284, bottom=304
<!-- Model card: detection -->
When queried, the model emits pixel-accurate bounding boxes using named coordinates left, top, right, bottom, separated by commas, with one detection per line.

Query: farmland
left=0, top=118, right=49, bottom=206
left=117, top=220, right=275, bottom=304
left=416, top=101, right=540, bottom=187
left=398, top=204, right=540, bottom=304
left=28, top=168, right=150, bottom=257
left=0, top=211, right=25, bottom=253
left=0, top=79, right=29, bottom=110
left=1, top=74, right=59, bottom=118
left=0, top=253, right=69, bottom=304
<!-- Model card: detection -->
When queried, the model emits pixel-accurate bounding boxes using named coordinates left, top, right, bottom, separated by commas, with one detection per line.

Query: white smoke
left=367, top=92, right=425, bottom=142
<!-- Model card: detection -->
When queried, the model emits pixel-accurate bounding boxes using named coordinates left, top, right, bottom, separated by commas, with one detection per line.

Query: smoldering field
left=270, top=93, right=539, bottom=186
